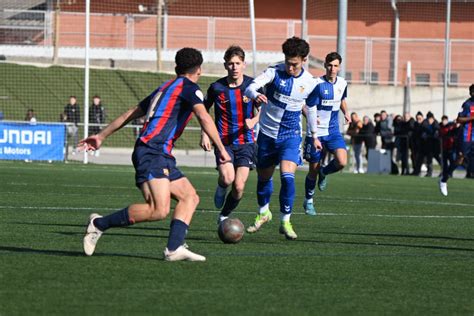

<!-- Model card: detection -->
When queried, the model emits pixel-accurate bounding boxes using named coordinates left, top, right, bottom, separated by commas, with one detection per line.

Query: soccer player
left=244, top=37, right=321, bottom=240
left=302, top=52, right=351, bottom=215
left=440, top=84, right=474, bottom=195
left=200, top=45, right=260, bottom=223
left=80, top=48, right=231, bottom=261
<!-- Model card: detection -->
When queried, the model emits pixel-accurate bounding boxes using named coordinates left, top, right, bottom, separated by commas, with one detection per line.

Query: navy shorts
left=304, top=133, right=346, bottom=163
left=256, top=133, right=302, bottom=169
left=461, top=142, right=474, bottom=157
left=132, top=145, right=184, bottom=187
left=214, top=143, right=256, bottom=169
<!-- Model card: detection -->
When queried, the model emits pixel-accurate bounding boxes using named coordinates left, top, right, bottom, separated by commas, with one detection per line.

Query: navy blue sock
left=257, top=177, right=273, bottom=207
left=305, top=175, right=316, bottom=199
left=279, top=172, right=295, bottom=214
left=93, top=207, right=132, bottom=231
left=322, top=159, right=342, bottom=176
left=167, top=219, right=189, bottom=251
left=221, top=192, right=241, bottom=217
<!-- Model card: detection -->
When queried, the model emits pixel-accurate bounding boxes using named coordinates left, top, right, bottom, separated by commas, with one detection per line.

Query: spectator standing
left=347, top=112, right=364, bottom=173
left=404, top=112, right=416, bottom=175
left=412, top=111, right=425, bottom=175
left=359, top=115, right=376, bottom=160
left=89, top=95, right=106, bottom=156
left=376, top=110, right=394, bottom=150
left=64, top=96, right=81, bottom=154
left=394, top=114, right=410, bottom=175
left=420, top=112, right=440, bottom=177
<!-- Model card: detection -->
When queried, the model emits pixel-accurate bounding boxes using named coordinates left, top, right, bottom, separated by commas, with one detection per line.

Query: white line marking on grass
left=1, top=205, right=473, bottom=219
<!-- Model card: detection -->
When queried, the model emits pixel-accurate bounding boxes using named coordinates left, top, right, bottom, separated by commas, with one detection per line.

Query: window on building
left=415, top=73, right=430, bottom=86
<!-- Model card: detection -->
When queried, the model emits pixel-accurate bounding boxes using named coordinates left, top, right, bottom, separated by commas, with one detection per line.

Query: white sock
left=280, top=213, right=291, bottom=222
left=305, top=198, right=313, bottom=204
left=259, top=203, right=269, bottom=214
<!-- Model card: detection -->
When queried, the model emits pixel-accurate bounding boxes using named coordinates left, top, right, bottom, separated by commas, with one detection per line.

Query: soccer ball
left=218, top=218, right=244, bottom=244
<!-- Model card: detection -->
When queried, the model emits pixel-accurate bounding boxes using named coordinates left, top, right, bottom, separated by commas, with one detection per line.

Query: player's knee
left=186, top=189, right=200, bottom=209
left=338, top=159, right=347, bottom=168
left=150, top=207, right=170, bottom=221
left=233, top=181, right=245, bottom=198
left=220, top=174, right=235, bottom=187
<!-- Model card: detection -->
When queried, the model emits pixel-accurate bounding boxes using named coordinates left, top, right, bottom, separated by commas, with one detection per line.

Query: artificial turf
left=0, top=160, right=473, bottom=315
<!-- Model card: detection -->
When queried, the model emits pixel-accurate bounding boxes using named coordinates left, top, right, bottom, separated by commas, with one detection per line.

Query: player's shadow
left=55, top=231, right=209, bottom=243
left=11, top=221, right=215, bottom=233
left=297, top=237, right=474, bottom=252
left=0, top=245, right=159, bottom=260
left=319, top=231, right=474, bottom=242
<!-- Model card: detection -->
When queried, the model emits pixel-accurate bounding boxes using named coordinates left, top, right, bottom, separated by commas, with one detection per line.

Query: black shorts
left=214, top=143, right=256, bottom=169
left=132, top=145, right=184, bottom=187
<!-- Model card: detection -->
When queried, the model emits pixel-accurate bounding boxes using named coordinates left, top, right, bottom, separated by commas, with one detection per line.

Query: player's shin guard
left=167, top=219, right=189, bottom=251
left=279, top=172, right=295, bottom=221
left=257, top=177, right=273, bottom=207
left=220, top=192, right=240, bottom=217
left=305, top=175, right=316, bottom=200
left=322, top=159, right=342, bottom=176
left=93, top=207, right=133, bottom=231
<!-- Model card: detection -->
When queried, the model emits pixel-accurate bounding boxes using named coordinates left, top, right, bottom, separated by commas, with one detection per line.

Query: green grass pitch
left=0, top=160, right=473, bottom=315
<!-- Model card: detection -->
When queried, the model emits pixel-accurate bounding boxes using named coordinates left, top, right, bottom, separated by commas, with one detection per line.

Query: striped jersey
left=306, top=75, right=348, bottom=137
left=138, top=77, right=204, bottom=156
left=245, top=64, right=318, bottom=140
left=458, top=97, right=474, bottom=142
left=205, top=75, right=256, bottom=145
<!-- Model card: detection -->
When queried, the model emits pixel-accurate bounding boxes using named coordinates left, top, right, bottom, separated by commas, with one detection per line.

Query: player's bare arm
left=200, top=131, right=212, bottom=151
left=79, top=105, right=144, bottom=151
left=245, top=108, right=261, bottom=130
left=341, top=99, right=351, bottom=124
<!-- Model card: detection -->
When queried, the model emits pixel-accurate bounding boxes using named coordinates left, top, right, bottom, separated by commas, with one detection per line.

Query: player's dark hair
left=416, top=111, right=423, bottom=117
left=282, top=37, right=310, bottom=58
left=426, top=111, right=434, bottom=119
left=224, top=45, right=245, bottom=62
left=69, top=95, right=76, bottom=99
left=325, top=52, right=342, bottom=64
left=93, top=95, right=100, bottom=99
left=469, top=84, right=474, bottom=94
left=175, top=47, right=203, bottom=75
left=441, top=115, right=448, bottom=121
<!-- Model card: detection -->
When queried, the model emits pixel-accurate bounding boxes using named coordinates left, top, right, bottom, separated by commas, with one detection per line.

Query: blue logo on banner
left=0, top=121, right=66, bottom=161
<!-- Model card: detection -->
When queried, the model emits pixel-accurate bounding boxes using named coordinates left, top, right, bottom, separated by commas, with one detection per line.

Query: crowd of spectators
left=347, top=84, right=474, bottom=180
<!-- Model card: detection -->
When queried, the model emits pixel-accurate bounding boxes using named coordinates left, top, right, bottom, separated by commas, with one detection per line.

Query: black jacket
left=64, top=104, right=81, bottom=125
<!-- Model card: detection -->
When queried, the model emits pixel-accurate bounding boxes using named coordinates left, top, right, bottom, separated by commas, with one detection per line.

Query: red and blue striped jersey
left=138, top=77, right=204, bottom=156
left=204, top=75, right=256, bottom=145
left=459, top=97, right=474, bottom=142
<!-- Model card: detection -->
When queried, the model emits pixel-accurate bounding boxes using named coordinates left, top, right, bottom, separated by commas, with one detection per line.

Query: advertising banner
left=0, top=121, right=66, bottom=161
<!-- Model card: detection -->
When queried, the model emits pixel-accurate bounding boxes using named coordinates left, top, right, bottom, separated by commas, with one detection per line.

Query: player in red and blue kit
left=80, top=48, right=231, bottom=261
left=200, top=46, right=260, bottom=223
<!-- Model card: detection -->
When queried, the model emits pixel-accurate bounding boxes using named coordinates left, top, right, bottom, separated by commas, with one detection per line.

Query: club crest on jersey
left=163, top=168, right=169, bottom=176
left=280, top=80, right=286, bottom=87
left=324, top=89, right=329, bottom=95
left=243, top=96, right=250, bottom=103
left=299, top=85, right=305, bottom=93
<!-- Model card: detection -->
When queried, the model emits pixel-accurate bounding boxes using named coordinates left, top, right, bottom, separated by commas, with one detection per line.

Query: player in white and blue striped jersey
left=303, top=52, right=351, bottom=215
left=244, top=37, right=321, bottom=240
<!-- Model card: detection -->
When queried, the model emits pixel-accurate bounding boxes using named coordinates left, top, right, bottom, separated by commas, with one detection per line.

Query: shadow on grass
left=295, top=238, right=474, bottom=252
left=0, top=246, right=159, bottom=260
left=11, top=221, right=215, bottom=233
left=318, top=231, right=474, bottom=242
